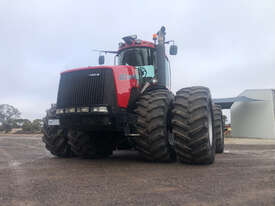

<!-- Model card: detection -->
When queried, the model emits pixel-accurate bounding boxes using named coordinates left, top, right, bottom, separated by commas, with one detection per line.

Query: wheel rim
left=208, top=111, right=213, bottom=146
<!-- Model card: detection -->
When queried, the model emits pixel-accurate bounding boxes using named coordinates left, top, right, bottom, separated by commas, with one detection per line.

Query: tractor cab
left=98, top=29, right=177, bottom=90
left=117, top=45, right=157, bottom=88
left=116, top=32, right=176, bottom=90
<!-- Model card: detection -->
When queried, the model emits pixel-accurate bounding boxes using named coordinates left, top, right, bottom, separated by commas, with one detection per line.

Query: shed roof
left=213, top=96, right=262, bottom=109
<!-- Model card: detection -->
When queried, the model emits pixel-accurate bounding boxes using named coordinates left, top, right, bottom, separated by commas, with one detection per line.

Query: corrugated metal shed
left=230, top=89, right=275, bottom=139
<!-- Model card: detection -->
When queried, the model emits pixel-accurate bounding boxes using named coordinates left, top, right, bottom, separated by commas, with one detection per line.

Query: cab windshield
left=118, top=47, right=156, bottom=78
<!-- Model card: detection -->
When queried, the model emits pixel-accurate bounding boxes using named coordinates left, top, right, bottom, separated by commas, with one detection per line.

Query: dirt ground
left=0, top=135, right=274, bottom=206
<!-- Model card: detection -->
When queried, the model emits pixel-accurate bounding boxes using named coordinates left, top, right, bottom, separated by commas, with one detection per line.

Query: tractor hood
left=58, top=65, right=139, bottom=108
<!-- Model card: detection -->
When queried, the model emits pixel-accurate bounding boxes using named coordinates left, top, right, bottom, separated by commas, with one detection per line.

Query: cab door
left=165, top=57, right=171, bottom=90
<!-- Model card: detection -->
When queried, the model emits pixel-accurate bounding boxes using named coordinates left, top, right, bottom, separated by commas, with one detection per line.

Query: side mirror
left=169, top=45, right=178, bottom=55
left=99, top=55, right=105, bottom=65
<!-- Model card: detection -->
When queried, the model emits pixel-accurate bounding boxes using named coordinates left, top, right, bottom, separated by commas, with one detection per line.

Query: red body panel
left=111, top=65, right=138, bottom=108
left=61, top=66, right=138, bottom=108
left=118, top=40, right=155, bottom=52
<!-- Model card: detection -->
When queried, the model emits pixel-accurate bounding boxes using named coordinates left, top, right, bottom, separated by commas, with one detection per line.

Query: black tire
left=172, top=86, right=216, bottom=164
left=133, top=89, right=176, bottom=162
left=67, top=131, right=114, bottom=158
left=42, top=108, right=73, bottom=157
left=213, top=104, right=224, bottom=153
left=67, top=130, right=97, bottom=158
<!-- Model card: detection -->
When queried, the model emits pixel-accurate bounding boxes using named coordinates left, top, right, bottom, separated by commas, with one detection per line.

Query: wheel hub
left=208, top=112, right=213, bottom=146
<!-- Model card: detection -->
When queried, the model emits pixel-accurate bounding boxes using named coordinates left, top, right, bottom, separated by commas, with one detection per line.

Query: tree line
left=0, top=104, right=43, bottom=133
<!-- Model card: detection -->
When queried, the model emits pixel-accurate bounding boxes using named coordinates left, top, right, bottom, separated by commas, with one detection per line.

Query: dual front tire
left=42, top=108, right=114, bottom=158
left=134, top=89, right=176, bottom=162
left=42, top=108, right=73, bottom=158
left=67, top=130, right=114, bottom=158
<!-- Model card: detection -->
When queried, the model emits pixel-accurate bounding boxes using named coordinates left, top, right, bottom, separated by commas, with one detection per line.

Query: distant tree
left=14, top=119, right=25, bottom=128
left=21, top=119, right=43, bottom=132
left=31, top=119, right=43, bottom=132
left=0, top=104, right=21, bottom=133
left=0, top=104, right=21, bottom=122
left=0, top=121, right=12, bottom=133
left=22, top=119, right=32, bottom=132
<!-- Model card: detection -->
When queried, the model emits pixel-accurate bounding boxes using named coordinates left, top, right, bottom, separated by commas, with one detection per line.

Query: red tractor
left=43, top=26, right=224, bottom=164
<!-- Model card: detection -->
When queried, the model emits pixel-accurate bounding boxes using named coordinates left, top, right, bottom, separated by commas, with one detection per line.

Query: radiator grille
left=57, top=69, right=108, bottom=108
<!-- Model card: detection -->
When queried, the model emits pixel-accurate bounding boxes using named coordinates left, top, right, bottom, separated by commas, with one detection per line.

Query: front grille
left=56, top=68, right=116, bottom=108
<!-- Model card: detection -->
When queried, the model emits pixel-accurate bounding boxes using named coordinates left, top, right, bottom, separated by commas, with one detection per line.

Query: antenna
left=92, top=49, right=117, bottom=54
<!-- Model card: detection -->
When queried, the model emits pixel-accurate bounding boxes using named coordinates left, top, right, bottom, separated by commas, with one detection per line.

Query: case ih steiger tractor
left=43, top=26, right=224, bottom=164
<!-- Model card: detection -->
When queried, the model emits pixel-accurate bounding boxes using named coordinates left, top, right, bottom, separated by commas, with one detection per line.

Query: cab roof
left=118, top=40, right=155, bottom=52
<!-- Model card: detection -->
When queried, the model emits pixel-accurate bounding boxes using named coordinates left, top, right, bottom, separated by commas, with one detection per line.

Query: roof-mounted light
left=135, top=39, right=142, bottom=44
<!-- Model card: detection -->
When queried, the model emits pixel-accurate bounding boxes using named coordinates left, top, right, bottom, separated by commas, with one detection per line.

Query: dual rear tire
left=213, top=104, right=224, bottom=153
left=171, top=87, right=216, bottom=164
left=134, top=87, right=216, bottom=164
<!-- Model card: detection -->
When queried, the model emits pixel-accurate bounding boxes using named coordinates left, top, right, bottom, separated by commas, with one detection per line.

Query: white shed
left=231, top=89, right=275, bottom=139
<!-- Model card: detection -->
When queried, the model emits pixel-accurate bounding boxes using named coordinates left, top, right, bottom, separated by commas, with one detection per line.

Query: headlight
left=77, top=107, right=89, bottom=112
left=56, top=109, right=64, bottom=114
left=92, top=106, right=108, bottom=113
left=65, top=108, right=75, bottom=113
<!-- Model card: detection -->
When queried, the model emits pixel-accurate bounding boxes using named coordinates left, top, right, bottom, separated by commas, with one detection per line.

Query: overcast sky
left=0, top=0, right=274, bottom=120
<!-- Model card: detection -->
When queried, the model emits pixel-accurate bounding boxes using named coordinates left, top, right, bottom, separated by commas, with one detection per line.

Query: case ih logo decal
left=88, top=73, right=100, bottom=77
left=119, top=74, right=136, bottom=80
